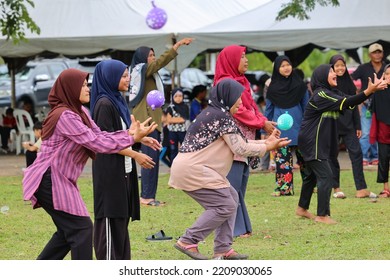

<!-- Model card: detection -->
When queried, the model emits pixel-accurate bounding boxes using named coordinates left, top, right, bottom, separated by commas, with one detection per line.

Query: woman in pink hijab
left=214, top=45, right=276, bottom=238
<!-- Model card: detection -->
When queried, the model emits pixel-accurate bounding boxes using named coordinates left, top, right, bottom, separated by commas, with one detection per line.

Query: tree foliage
left=276, top=0, right=339, bottom=21
left=0, top=0, right=40, bottom=44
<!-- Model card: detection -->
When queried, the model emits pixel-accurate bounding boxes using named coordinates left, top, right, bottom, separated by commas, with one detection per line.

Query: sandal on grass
left=378, top=189, right=390, bottom=198
left=146, top=230, right=172, bottom=242
left=355, top=190, right=378, bottom=198
left=174, top=242, right=208, bottom=260
left=333, top=191, right=346, bottom=199
left=142, top=200, right=165, bottom=207
left=213, top=248, right=248, bottom=260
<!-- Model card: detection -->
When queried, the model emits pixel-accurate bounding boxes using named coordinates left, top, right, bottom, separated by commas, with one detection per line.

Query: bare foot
left=314, top=216, right=337, bottom=224
left=356, top=189, right=370, bottom=198
left=140, top=198, right=154, bottom=205
left=238, top=232, right=252, bottom=238
left=296, top=207, right=315, bottom=219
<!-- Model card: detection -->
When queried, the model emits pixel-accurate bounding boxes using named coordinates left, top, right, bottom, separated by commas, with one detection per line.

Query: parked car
left=0, top=58, right=76, bottom=111
left=158, top=67, right=212, bottom=104
left=72, top=57, right=110, bottom=87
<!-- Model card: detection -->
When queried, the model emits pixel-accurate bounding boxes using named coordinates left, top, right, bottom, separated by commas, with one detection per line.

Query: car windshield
left=15, top=66, right=34, bottom=81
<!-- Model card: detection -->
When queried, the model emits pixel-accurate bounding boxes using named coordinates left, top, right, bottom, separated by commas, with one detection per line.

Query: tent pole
left=171, top=35, right=177, bottom=89
left=10, top=59, right=16, bottom=108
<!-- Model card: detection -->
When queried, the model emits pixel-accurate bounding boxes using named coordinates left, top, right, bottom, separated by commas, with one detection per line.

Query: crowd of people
left=14, top=41, right=390, bottom=260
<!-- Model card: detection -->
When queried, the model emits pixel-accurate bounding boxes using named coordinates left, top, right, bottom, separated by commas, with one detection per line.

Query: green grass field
left=1, top=169, right=389, bottom=260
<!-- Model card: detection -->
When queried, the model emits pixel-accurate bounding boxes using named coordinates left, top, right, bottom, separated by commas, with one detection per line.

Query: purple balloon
left=146, top=1, right=167, bottom=30
left=146, top=90, right=165, bottom=110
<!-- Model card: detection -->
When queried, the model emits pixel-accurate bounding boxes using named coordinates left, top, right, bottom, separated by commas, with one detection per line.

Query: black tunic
left=92, top=97, right=140, bottom=220
left=298, top=89, right=343, bottom=162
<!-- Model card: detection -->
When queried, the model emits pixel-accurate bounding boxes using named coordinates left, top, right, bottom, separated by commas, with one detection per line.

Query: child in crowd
left=22, top=121, right=42, bottom=167
left=0, top=107, right=17, bottom=153
left=166, top=88, right=189, bottom=162
left=190, top=85, right=208, bottom=121
left=265, top=55, right=309, bottom=197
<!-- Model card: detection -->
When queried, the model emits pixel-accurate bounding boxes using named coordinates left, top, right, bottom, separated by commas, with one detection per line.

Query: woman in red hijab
left=214, top=45, right=276, bottom=238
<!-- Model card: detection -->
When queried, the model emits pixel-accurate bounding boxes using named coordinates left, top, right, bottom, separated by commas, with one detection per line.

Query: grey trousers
left=179, top=186, right=238, bottom=254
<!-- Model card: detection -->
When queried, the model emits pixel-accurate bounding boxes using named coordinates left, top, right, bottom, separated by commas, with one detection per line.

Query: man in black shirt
left=351, top=43, right=386, bottom=166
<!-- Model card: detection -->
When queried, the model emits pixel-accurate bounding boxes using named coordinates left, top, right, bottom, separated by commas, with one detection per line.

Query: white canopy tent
left=181, top=0, right=390, bottom=66
left=0, top=0, right=389, bottom=81
left=2, top=0, right=390, bottom=70
left=0, top=0, right=268, bottom=71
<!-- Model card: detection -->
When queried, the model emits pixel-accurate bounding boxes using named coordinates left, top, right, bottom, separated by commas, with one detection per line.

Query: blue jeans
left=359, top=105, right=378, bottom=162
left=169, top=131, right=186, bottom=163
left=140, top=130, right=160, bottom=199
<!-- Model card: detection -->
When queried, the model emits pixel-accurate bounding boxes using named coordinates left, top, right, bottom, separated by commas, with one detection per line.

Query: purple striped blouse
left=22, top=107, right=134, bottom=217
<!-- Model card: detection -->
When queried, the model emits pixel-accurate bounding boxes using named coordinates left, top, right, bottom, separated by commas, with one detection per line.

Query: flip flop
left=356, top=191, right=378, bottom=198
left=146, top=230, right=173, bottom=241
left=378, top=190, right=390, bottom=198
left=142, top=200, right=165, bottom=206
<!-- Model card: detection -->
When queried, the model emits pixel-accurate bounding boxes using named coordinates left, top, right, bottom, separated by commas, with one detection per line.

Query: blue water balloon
left=277, top=111, right=294, bottom=130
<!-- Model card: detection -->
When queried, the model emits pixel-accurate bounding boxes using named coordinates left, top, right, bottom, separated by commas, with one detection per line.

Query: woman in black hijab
left=266, top=55, right=309, bottom=197
left=329, top=54, right=377, bottom=199
left=296, top=64, right=386, bottom=224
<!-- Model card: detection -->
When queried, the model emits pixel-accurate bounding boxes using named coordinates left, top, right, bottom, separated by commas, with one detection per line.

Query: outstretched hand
left=128, top=115, right=158, bottom=143
left=173, top=38, right=194, bottom=51
left=365, top=73, right=388, bottom=95
left=266, top=128, right=281, bottom=141
left=265, top=129, right=291, bottom=151
left=141, top=136, right=162, bottom=151
left=264, top=120, right=277, bottom=135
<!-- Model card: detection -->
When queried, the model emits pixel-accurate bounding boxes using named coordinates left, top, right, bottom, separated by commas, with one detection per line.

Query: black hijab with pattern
left=180, top=79, right=244, bottom=153
left=170, top=87, right=189, bottom=119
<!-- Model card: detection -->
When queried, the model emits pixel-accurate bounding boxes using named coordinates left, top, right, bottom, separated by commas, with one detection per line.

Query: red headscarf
left=42, top=68, right=95, bottom=158
left=214, top=45, right=266, bottom=129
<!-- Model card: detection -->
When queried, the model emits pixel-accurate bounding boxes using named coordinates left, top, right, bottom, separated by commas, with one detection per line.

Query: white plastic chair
left=13, top=109, right=36, bottom=155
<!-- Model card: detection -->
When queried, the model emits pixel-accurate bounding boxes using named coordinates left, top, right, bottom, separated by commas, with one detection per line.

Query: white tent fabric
left=0, top=0, right=267, bottom=71
left=181, top=0, right=390, bottom=54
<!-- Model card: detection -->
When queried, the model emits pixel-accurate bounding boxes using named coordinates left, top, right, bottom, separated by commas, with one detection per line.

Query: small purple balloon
left=146, top=90, right=165, bottom=110
left=146, top=1, right=167, bottom=30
